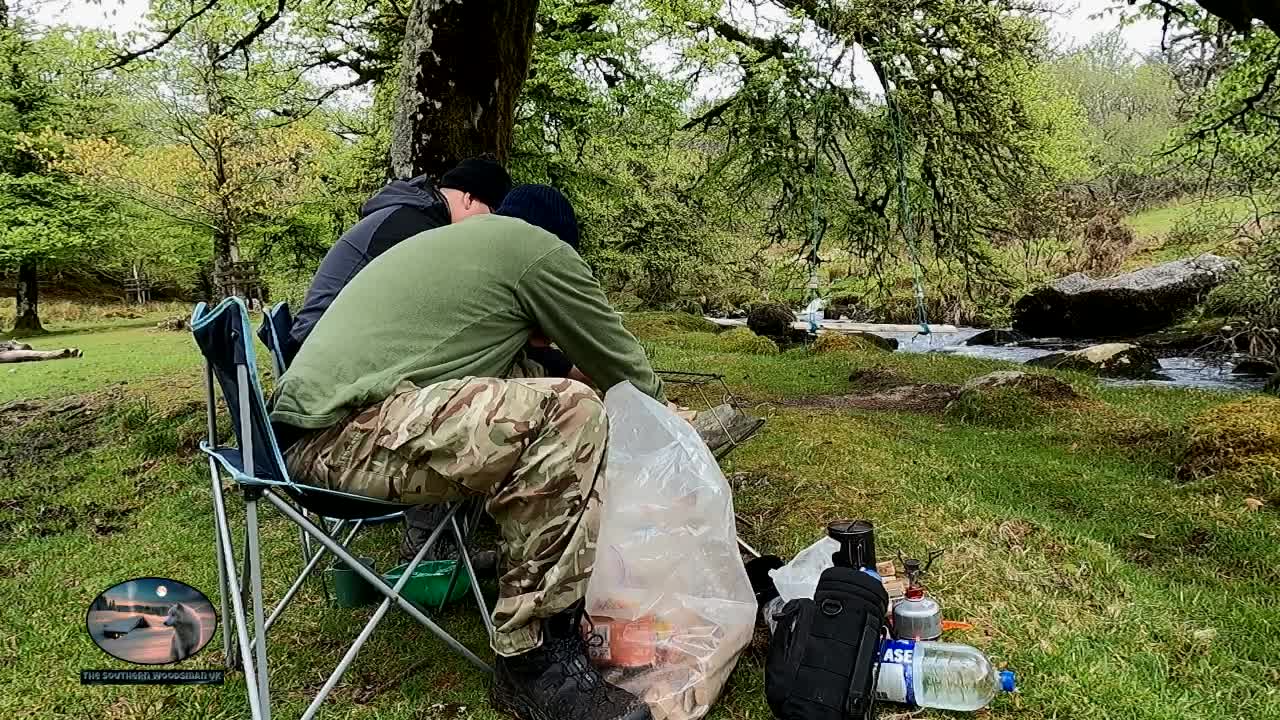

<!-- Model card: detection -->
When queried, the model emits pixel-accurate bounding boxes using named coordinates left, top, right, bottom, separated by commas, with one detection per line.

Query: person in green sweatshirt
left=272, top=185, right=660, bottom=720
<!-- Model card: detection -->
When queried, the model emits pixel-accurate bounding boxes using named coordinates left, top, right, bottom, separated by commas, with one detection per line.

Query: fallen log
left=0, top=340, right=84, bottom=363
left=693, top=404, right=766, bottom=457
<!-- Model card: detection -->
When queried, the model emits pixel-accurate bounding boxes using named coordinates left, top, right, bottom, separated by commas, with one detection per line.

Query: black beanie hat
left=439, top=157, right=512, bottom=209
left=496, top=184, right=580, bottom=250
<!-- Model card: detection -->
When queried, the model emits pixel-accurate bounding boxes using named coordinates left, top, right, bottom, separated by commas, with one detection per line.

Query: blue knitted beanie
left=496, top=184, right=580, bottom=250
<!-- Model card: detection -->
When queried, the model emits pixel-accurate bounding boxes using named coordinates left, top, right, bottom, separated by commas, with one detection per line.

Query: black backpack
left=765, top=566, right=889, bottom=720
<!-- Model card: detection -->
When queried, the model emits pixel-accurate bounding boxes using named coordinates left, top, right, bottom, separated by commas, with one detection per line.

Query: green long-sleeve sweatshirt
left=270, top=214, right=664, bottom=429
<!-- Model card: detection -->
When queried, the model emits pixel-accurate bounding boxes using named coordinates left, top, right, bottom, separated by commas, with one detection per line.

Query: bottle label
left=875, top=639, right=916, bottom=706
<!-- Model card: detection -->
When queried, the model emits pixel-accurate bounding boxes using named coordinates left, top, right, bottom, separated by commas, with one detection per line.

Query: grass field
left=1, top=310, right=1277, bottom=720
left=1123, top=196, right=1259, bottom=269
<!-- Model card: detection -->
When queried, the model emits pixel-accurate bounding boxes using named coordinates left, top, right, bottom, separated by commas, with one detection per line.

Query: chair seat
left=207, top=446, right=410, bottom=521
left=283, top=487, right=410, bottom=523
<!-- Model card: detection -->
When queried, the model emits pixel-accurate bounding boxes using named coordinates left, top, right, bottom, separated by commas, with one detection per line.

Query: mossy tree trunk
left=388, top=0, right=539, bottom=180
left=12, top=260, right=44, bottom=335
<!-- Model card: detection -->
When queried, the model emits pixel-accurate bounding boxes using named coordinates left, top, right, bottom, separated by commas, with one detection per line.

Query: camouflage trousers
left=285, top=375, right=606, bottom=656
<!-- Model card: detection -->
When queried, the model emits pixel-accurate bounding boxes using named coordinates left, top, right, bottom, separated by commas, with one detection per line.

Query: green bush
left=717, top=327, right=780, bottom=355
left=810, top=333, right=882, bottom=355
left=944, top=387, right=1051, bottom=429
left=1179, top=397, right=1280, bottom=503
left=623, top=312, right=722, bottom=339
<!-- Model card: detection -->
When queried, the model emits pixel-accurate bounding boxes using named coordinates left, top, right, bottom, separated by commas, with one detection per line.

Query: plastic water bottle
left=875, top=639, right=1015, bottom=711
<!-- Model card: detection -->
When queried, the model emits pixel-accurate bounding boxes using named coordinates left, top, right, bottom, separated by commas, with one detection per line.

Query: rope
left=885, top=78, right=932, bottom=336
left=802, top=0, right=931, bottom=337
left=804, top=0, right=839, bottom=334
left=805, top=92, right=829, bottom=334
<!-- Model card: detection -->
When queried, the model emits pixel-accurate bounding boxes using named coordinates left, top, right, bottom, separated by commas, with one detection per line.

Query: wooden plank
left=882, top=578, right=907, bottom=600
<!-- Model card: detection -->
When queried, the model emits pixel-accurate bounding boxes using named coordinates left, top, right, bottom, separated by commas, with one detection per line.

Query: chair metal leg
left=300, top=595, right=395, bottom=720
left=298, top=522, right=310, bottom=565
left=299, top=501, right=478, bottom=720
left=209, top=458, right=239, bottom=671
left=210, top=475, right=265, bottom=720
left=451, top=513, right=495, bottom=640
left=264, top=491, right=491, bottom=673
left=467, top=500, right=485, bottom=540
left=241, top=524, right=252, bottom=610
left=266, top=520, right=362, bottom=631
left=204, top=364, right=239, bottom=671
left=245, top=495, right=271, bottom=720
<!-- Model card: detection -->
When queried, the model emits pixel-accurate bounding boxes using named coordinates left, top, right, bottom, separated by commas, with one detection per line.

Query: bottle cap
left=999, top=670, right=1016, bottom=692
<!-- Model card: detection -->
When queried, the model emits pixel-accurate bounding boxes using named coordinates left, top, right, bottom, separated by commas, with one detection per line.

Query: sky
left=32, top=0, right=1166, bottom=49
left=27, top=0, right=1168, bottom=102
left=99, top=577, right=208, bottom=606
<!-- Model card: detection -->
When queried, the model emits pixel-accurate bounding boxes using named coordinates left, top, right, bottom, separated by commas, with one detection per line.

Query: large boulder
left=1012, top=254, right=1239, bottom=338
left=964, top=329, right=1029, bottom=346
left=747, top=303, right=796, bottom=338
left=1232, top=358, right=1278, bottom=377
left=813, top=331, right=898, bottom=353
left=1026, top=343, right=1162, bottom=379
left=958, top=370, right=1079, bottom=400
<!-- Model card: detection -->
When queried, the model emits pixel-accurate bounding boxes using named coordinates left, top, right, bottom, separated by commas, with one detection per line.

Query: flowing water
left=713, top=317, right=1268, bottom=391
left=882, top=327, right=1268, bottom=392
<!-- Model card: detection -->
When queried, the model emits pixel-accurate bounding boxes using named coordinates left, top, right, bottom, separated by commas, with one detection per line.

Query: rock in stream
left=1012, top=254, right=1238, bottom=338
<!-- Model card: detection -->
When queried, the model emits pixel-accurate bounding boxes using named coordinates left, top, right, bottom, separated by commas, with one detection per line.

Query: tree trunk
left=389, top=0, right=539, bottom=180
left=212, top=229, right=234, bottom=298
left=12, top=260, right=44, bottom=335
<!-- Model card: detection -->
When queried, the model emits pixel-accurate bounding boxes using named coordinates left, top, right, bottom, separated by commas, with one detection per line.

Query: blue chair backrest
left=192, top=298, right=290, bottom=486
left=257, top=301, right=294, bottom=379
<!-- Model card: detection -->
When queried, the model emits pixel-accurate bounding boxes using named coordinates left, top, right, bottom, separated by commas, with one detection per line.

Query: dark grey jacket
left=286, top=177, right=450, bottom=360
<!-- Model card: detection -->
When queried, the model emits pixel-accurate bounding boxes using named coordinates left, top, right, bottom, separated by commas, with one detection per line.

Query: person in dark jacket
left=283, top=158, right=510, bottom=566
left=284, top=158, right=513, bottom=362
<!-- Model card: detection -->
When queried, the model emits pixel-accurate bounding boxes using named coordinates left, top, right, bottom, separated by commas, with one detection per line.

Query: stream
left=708, top=316, right=1269, bottom=392
left=881, top=327, right=1268, bottom=392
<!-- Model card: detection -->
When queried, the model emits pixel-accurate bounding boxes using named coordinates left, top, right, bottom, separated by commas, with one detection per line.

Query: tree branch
left=1169, top=48, right=1280, bottom=153
left=100, top=0, right=223, bottom=69
left=213, top=0, right=288, bottom=65
left=682, top=96, right=737, bottom=130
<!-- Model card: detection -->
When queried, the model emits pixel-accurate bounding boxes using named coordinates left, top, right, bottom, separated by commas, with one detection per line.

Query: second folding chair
left=193, top=297, right=493, bottom=720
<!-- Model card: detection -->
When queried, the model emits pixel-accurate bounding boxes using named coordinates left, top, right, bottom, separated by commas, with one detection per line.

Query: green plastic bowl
left=383, top=560, right=472, bottom=607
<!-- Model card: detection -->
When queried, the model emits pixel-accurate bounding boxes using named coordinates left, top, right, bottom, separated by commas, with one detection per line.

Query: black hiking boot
left=400, top=506, right=501, bottom=571
left=400, top=505, right=458, bottom=562
left=491, top=601, right=652, bottom=720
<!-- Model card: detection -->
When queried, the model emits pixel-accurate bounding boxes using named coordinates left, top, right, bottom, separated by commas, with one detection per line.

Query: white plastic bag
left=769, top=536, right=839, bottom=602
left=803, top=297, right=826, bottom=324
left=586, top=382, right=756, bottom=720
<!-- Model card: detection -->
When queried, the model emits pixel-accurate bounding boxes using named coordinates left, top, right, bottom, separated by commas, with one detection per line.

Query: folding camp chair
left=193, top=297, right=492, bottom=720
left=257, top=301, right=294, bottom=382
left=255, top=302, right=407, bottom=586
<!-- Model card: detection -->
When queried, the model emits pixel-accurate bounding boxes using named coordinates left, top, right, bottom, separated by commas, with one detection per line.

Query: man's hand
left=568, top=366, right=595, bottom=387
